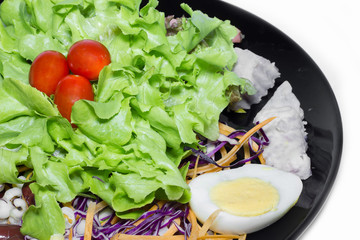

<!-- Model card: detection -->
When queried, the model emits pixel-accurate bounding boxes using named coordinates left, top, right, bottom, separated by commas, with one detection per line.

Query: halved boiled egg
left=188, top=164, right=303, bottom=234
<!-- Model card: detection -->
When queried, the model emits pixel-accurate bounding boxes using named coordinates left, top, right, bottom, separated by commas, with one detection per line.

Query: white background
left=222, top=0, right=358, bottom=239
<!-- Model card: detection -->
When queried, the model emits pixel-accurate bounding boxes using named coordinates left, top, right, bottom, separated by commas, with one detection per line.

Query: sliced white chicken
left=253, top=81, right=312, bottom=180
left=231, top=48, right=280, bottom=110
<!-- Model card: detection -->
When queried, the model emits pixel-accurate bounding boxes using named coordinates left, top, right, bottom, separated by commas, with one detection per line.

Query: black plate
left=157, top=0, right=343, bottom=239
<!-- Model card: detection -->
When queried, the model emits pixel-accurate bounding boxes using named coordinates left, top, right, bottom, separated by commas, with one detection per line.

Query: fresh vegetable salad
left=0, top=0, right=258, bottom=239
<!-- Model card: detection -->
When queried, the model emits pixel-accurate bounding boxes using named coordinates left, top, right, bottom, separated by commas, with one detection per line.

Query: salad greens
left=0, top=0, right=255, bottom=239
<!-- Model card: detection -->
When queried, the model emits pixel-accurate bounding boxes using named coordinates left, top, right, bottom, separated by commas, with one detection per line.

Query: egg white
left=188, top=164, right=303, bottom=234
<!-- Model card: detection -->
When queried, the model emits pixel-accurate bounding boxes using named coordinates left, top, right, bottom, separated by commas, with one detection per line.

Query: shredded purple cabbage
left=182, top=123, right=270, bottom=169
left=92, top=176, right=105, bottom=183
left=70, top=197, right=191, bottom=240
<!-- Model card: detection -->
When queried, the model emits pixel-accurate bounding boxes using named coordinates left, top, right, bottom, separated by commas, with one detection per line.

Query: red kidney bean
left=21, top=183, right=35, bottom=206
left=0, top=225, right=23, bottom=240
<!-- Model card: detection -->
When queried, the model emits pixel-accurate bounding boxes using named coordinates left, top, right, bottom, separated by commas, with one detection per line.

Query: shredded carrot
left=84, top=201, right=97, bottom=240
left=63, top=202, right=75, bottom=210
left=25, top=171, right=33, bottom=181
left=101, top=220, right=107, bottom=227
left=187, top=143, right=240, bottom=176
left=186, top=144, right=236, bottom=174
left=219, top=147, right=234, bottom=171
left=197, top=235, right=246, bottom=239
left=64, top=214, right=74, bottom=225
left=258, top=153, right=266, bottom=165
left=220, top=119, right=270, bottom=166
left=17, top=165, right=30, bottom=173
left=234, top=117, right=275, bottom=147
left=210, top=232, right=226, bottom=240
left=197, top=211, right=229, bottom=239
left=218, top=123, right=237, bottom=136
left=211, top=232, right=229, bottom=240
left=163, top=218, right=181, bottom=236
left=244, top=141, right=251, bottom=164
left=238, top=234, right=247, bottom=240
left=110, top=215, right=120, bottom=225
left=198, top=209, right=222, bottom=236
left=113, top=234, right=185, bottom=240
left=95, top=201, right=108, bottom=213
left=133, top=201, right=165, bottom=227
left=68, top=227, right=73, bottom=240
left=220, top=146, right=228, bottom=158
left=187, top=117, right=274, bottom=176
left=188, top=209, right=200, bottom=240
left=252, top=142, right=266, bottom=164
left=192, top=155, right=200, bottom=180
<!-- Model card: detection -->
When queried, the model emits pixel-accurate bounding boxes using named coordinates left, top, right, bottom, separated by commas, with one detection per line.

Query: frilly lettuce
left=0, top=0, right=255, bottom=239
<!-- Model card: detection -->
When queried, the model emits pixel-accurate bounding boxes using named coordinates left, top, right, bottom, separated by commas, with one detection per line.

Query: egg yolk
left=210, top=177, right=279, bottom=217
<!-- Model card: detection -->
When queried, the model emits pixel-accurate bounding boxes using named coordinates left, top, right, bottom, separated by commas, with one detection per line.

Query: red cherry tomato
left=54, top=75, right=94, bottom=122
left=29, top=50, right=69, bottom=96
left=67, top=39, right=111, bottom=81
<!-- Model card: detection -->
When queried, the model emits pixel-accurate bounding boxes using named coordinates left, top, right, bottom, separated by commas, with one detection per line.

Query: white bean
left=0, top=219, right=8, bottom=224
left=3, top=187, right=22, bottom=202
left=0, top=183, right=4, bottom=192
left=61, top=207, right=75, bottom=229
left=15, top=176, right=26, bottom=188
left=76, top=220, right=86, bottom=235
left=8, top=216, right=21, bottom=225
left=10, top=198, right=27, bottom=220
left=98, top=207, right=113, bottom=222
left=0, top=199, right=14, bottom=219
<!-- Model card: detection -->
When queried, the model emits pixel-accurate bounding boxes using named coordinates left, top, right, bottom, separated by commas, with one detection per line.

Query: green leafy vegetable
left=0, top=0, right=255, bottom=239
left=21, top=183, right=66, bottom=240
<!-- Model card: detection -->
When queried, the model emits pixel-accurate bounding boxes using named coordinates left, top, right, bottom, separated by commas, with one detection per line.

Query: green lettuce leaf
left=30, top=147, right=80, bottom=202
left=0, top=0, right=256, bottom=239
left=2, top=78, right=59, bottom=117
left=0, top=82, right=33, bottom=123
left=0, top=52, right=31, bottom=84
left=71, top=97, right=133, bottom=147
left=21, top=183, right=66, bottom=240
left=0, top=146, right=29, bottom=183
